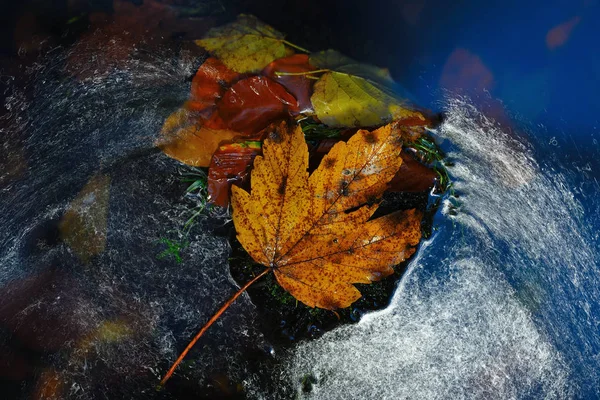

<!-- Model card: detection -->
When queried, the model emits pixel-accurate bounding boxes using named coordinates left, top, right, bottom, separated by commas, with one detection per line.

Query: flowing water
left=2, top=40, right=600, bottom=399
left=1, top=42, right=271, bottom=398
left=263, top=98, right=600, bottom=399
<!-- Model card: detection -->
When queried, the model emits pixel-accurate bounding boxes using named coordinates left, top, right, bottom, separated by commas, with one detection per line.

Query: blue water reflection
left=390, top=0, right=600, bottom=132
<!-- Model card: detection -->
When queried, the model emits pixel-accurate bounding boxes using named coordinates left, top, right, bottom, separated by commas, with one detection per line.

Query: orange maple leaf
left=160, top=120, right=422, bottom=385
left=232, top=121, right=422, bottom=308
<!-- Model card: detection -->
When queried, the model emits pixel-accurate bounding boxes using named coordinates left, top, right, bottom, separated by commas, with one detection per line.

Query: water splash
left=269, top=97, right=600, bottom=399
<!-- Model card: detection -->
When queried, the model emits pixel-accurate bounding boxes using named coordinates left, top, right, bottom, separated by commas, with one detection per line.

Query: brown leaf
left=388, top=150, right=437, bottom=193
left=207, top=140, right=262, bottom=207
left=33, top=368, right=64, bottom=400
left=189, top=57, right=240, bottom=111
left=157, top=108, right=240, bottom=167
left=231, top=121, right=422, bottom=309
left=216, top=76, right=298, bottom=134
left=262, top=54, right=316, bottom=114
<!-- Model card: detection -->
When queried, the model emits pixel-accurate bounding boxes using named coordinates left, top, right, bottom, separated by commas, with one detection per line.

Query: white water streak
left=270, top=97, right=600, bottom=399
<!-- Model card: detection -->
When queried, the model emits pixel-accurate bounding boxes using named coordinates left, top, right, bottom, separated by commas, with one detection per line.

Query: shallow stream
left=2, top=2, right=600, bottom=399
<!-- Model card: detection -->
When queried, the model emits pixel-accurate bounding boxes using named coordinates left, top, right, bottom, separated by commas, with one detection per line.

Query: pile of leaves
left=157, top=15, right=449, bottom=386
left=156, top=14, right=441, bottom=207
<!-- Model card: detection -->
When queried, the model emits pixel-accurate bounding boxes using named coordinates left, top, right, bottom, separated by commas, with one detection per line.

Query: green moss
left=156, top=167, right=210, bottom=262
left=407, top=135, right=452, bottom=194
left=299, top=117, right=344, bottom=139
left=300, top=373, right=317, bottom=393
left=157, top=237, right=188, bottom=264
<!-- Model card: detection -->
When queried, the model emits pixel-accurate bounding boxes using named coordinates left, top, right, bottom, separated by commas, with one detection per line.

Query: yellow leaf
left=309, top=50, right=426, bottom=127
left=311, top=71, right=399, bottom=127
left=157, top=108, right=239, bottom=167
left=231, top=121, right=422, bottom=309
left=195, top=14, right=294, bottom=73
left=59, top=174, right=110, bottom=263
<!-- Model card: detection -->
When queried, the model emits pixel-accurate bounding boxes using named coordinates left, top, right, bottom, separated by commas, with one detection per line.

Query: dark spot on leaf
left=278, top=175, right=288, bottom=195
left=323, top=157, right=336, bottom=169
left=339, top=180, right=349, bottom=196
left=363, top=131, right=378, bottom=144
left=346, top=248, right=355, bottom=255
left=319, top=296, right=341, bottom=310
left=269, top=130, right=282, bottom=143
left=332, top=238, right=338, bottom=244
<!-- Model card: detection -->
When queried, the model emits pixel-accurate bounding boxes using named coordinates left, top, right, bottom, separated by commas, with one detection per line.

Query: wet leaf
left=263, top=54, right=316, bottom=114
left=309, top=50, right=427, bottom=127
left=389, top=150, right=437, bottom=192
left=195, top=14, right=294, bottom=73
left=310, top=71, right=395, bottom=127
left=231, top=121, right=422, bottom=309
left=59, top=174, right=111, bottom=263
left=157, top=108, right=239, bottom=167
left=217, top=76, right=298, bottom=134
left=189, top=57, right=240, bottom=111
left=208, top=140, right=262, bottom=207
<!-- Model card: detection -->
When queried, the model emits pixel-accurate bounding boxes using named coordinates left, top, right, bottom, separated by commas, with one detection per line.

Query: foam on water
left=266, top=97, right=600, bottom=399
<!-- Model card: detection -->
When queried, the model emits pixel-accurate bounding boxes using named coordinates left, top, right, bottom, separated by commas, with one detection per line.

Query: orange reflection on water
left=440, top=48, right=512, bottom=126
left=546, top=16, right=581, bottom=50
left=440, top=48, right=494, bottom=93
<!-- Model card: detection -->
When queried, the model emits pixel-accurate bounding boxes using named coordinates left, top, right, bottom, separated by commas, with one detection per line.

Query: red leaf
left=388, top=150, right=437, bottom=192
left=262, top=54, right=316, bottom=114
left=189, top=57, right=239, bottom=110
left=208, top=140, right=262, bottom=207
left=216, top=76, right=298, bottom=134
left=198, top=106, right=228, bottom=130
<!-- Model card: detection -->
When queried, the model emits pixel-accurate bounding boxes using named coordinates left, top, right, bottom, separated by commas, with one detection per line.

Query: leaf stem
left=282, top=39, right=310, bottom=53
left=159, top=267, right=270, bottom=386
left=274, top=69, right=330, bottom=77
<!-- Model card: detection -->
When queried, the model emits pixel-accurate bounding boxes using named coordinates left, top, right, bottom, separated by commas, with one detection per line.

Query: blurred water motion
left=1, top=0, right=600, bottom=399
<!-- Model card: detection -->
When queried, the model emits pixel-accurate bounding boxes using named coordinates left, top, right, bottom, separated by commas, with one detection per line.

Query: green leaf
left=196, top=14, right=292, bottom=73
left=310, top=71, right=400, bottom=127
